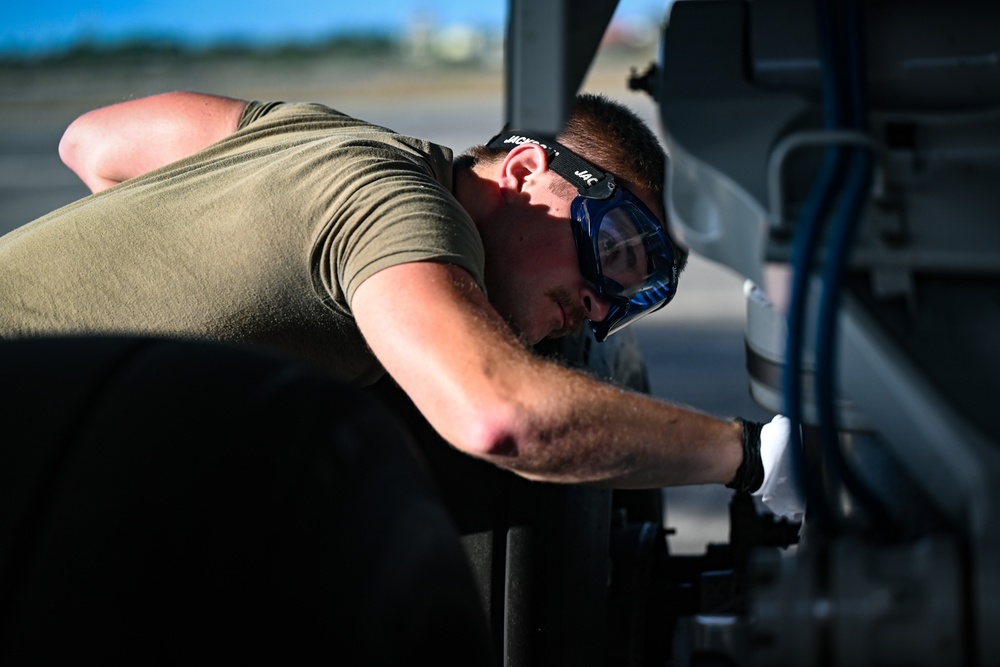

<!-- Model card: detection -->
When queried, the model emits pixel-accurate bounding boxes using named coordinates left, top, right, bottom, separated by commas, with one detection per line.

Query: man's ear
left=497, top=143, right=550, bottom=201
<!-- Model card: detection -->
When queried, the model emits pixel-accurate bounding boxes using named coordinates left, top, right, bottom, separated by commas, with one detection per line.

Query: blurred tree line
left=1, top=32, right=399, bottom=69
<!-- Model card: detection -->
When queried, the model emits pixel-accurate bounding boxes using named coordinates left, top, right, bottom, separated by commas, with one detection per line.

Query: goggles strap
left=486, top=131, right=617, bottom=200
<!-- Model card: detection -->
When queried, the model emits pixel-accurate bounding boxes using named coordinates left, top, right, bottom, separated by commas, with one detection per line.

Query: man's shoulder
left=239, top=100, right=355, bottom=130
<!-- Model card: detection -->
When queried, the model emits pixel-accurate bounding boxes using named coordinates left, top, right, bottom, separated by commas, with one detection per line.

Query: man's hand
left=753, top=415, right=805, bottom=521
left=59, top=92, right=249, bottom=193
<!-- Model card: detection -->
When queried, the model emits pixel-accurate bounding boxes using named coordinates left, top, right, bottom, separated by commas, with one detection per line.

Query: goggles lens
left=571, top=189, right=678, bottom=341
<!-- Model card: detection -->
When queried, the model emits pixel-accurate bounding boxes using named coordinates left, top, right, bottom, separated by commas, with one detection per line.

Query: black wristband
left=725, top=418, right=765, bottom=493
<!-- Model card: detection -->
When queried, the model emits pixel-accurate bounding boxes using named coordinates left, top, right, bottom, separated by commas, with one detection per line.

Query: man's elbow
left=450, top=402, right=527, bottom=461
left=453, top=407, right=571, bottom=485
left=58, top=123, right=83, bottom=178
left=58, top=117, right=116, bottom=193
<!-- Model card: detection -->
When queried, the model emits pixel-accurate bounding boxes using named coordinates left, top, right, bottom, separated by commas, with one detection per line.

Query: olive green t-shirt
left=0, top=101, right=486, bottom=384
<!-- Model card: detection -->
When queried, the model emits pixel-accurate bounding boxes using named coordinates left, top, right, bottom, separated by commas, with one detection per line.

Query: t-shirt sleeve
left=336, top=171, right=486, bottom=307
left=232, top=101, right=487, bottom=311
left=237, top=100, right=286, bottom=129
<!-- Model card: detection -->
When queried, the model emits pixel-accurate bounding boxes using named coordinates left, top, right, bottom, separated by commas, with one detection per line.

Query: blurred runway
left=0, top=53, right=772, bottom=553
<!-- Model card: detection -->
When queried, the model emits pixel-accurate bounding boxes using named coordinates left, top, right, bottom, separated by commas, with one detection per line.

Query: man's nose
left=580, top=285, right=613, bottom=323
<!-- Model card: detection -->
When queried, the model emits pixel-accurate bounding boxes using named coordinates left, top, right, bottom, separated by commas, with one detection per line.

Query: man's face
left=480, top=171, right=615, bottom=345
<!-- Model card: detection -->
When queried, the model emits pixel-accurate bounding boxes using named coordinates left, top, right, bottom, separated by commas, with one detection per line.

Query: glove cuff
left=725, top=418, right=765, bottom=493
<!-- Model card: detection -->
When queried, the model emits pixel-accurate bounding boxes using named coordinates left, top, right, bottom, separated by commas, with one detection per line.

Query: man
left=0, top=91, right=800, bottom=515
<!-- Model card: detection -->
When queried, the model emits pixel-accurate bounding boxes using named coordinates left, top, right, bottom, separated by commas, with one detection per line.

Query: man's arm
left=58, top=92, right=249, bottom=193
left=352, top=260, right=745, bottom=489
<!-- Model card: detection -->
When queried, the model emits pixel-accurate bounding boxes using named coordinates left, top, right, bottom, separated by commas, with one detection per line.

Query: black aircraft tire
left=0, top=336, right=494, bottom=666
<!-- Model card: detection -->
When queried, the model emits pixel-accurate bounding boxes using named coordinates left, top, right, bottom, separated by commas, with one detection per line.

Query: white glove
left=752, top=415, right=805, bottom=522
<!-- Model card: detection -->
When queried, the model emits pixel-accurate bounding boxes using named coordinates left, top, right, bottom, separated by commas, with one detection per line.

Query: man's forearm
left=472, top=357, right=746, bottom=489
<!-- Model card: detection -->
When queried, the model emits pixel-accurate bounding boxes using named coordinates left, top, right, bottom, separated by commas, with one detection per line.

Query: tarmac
left=0, top=51, right=774, bottom=554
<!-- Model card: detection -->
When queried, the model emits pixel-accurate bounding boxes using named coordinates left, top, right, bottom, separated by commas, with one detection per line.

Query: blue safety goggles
left=487, top=131, right=679, bottom=341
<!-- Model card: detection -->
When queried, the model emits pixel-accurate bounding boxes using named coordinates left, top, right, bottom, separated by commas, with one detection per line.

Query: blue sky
left=2, top=0, right=669, bottom=55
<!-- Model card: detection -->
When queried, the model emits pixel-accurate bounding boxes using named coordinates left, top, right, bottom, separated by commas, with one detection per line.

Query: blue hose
left=785, top=0, right=893, bottom=531
left=784, top=0, right=848, bottom=529
left=814, top=0, right=893, bottom=528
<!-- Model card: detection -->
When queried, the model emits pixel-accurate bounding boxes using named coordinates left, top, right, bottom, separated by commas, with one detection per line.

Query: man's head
left=457, top=93, right=688, bottom=344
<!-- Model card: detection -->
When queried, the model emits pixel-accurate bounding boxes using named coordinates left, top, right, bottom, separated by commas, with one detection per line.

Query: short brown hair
left=462, top=94, right=663, bottom=195
left=461, top=93, right=687, bottom=271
